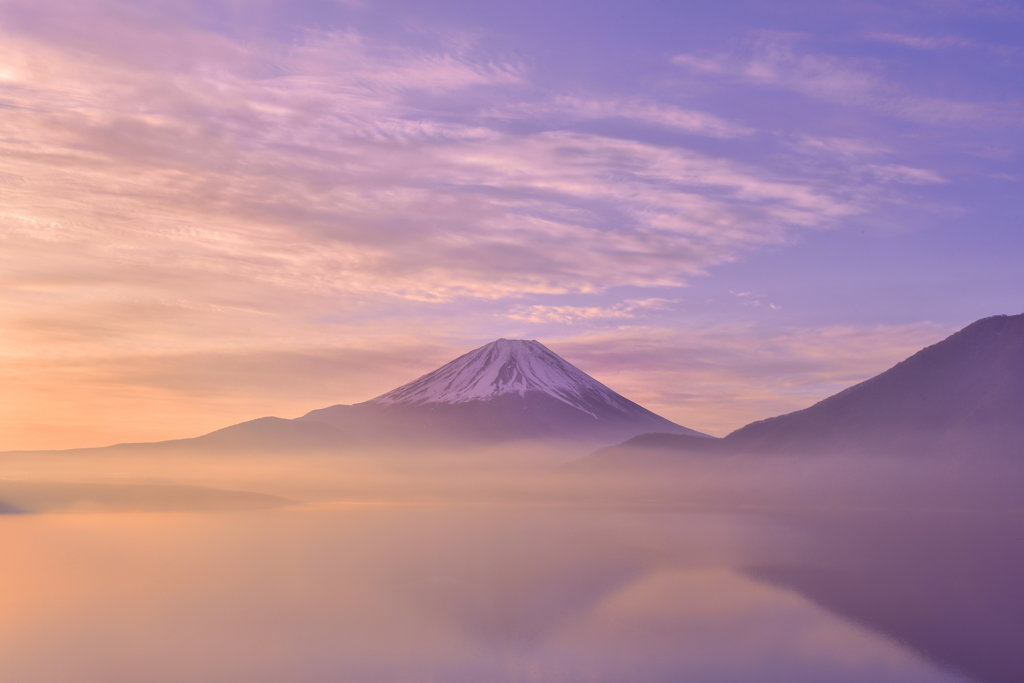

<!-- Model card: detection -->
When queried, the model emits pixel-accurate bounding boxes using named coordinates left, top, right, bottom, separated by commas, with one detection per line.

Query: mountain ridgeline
left=297, top=339, right=705, bottom=446
left=6, top=315, right=1022, bottom=462
left=589, top=313, right=1024, bottom=465
left=31, top=338, right=703, bottom=456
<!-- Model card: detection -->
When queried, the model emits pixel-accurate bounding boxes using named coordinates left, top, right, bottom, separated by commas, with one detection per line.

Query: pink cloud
left=0, top=27, right=857, bottom=307
left=0, top=5, right=963, bottom=449
left=488, top=95, right=753, bottom=139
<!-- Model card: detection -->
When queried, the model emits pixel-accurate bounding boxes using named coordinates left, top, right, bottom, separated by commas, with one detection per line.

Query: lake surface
left=2, top=500, right=1019, bottom=683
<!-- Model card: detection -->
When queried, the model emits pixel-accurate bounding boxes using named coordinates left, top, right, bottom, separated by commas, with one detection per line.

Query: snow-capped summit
left=367, top=339, right=639, bottom=417
left=299, top=338, right=707, bottom=445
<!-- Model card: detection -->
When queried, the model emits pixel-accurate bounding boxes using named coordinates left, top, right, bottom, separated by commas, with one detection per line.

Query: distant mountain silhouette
left=0, top=416, right=350, bottom=457
left=297, top=339, right=705, bottom=446
left=587, top=313, right=1024, bottom=465
left=3, top=339, right=703, bottom=456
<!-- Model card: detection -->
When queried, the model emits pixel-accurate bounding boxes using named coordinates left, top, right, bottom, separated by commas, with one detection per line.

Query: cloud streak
left=487, top=96, right=755, bottom=138
left=0, top=19, right=859, bottom=317
left=866, top=33, right=979, bottom=50
left=1, top=1, right=1014, bottom=449
left=508, top=298, right=677, bottom=324
left=673, top=35, right=1023, bottom=127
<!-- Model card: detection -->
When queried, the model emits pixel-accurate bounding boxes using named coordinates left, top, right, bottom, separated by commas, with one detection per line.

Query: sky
left=1, top=0, right=1022, bottom=449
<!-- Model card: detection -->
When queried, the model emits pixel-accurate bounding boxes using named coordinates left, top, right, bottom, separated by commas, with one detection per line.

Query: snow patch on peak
left=365, top=339, right=636, bottom=417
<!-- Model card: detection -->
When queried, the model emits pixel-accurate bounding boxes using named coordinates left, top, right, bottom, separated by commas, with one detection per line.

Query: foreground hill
left=587, top=313, right=1024, bottom=466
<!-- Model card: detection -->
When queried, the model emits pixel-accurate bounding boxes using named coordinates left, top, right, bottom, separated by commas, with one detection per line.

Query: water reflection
left=0, top=504, right=991, bottom=683
left=0, top=500, right=24, bottom=514
left=748, top=509, right=1024, bottom=683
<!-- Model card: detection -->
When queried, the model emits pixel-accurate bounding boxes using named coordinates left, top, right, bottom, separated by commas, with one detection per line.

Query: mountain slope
left=0, top=417, right=351, bottom=457
left=726, top=313, right=1024, bottom=457
left=299, top=339, right=705, bottom=445
left=585, top=313, right=1024, bottom=464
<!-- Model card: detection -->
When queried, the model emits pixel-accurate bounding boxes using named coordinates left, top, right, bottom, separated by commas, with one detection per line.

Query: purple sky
left=2, top=0, right=1021, bottom=448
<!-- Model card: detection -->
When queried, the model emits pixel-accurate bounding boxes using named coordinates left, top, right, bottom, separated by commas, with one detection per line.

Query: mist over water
left=1, top=445, right=1021, bottom=683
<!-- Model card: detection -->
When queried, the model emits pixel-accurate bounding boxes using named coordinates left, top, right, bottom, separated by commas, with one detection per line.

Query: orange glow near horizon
left=0, top=322, right=950, bottom=450
left=1, top=0, right=1015, bottom=452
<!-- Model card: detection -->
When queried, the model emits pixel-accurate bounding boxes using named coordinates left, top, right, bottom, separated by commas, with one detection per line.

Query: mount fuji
left=297, top=339, right=706, bottom=445
left=5, top=338, right=704, bottom=457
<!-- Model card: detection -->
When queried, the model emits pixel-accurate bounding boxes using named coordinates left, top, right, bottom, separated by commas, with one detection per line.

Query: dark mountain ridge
left=727, top=313, right=1024, bottom=456
left=587, top=313, right=1024, bottom=465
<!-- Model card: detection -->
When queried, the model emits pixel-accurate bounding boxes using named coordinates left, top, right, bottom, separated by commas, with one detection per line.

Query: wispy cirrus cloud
left=0, top=7, right=876, bottom=448
left=3, top=0, right=1006, bottom=450
left=507, top=298, right=677, bottom=324
left=672, top=35, right=1023, bottom=127
left=917, top=0, right=1024, bottom=21
left=868, top=164, right=948, bottom=185
left=866, top=33, right=979, bottom=50
left=670, top=54, right=729, bottom=74
left=486, top=95, right=754, bottom=138
left=793, top=135, right=893, bottom=157
left=0, top=23, right=857, bottom=311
